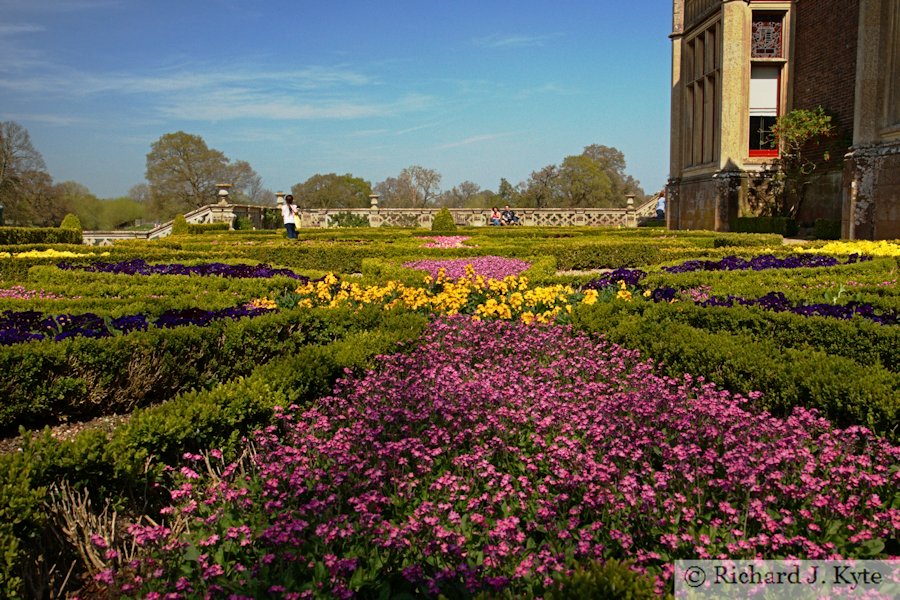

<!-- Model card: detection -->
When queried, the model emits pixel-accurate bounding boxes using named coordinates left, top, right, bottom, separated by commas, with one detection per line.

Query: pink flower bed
left=112, top=317, right=899, bottom=598
left=421, top=236, right=472, bottom=249
left=403, top=256, right=531, bottom=280
left=0, top=285, right=66, bottom=300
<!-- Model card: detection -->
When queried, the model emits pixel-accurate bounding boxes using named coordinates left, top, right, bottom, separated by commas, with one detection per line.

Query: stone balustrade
left=82, top=197, right=660, bottom=246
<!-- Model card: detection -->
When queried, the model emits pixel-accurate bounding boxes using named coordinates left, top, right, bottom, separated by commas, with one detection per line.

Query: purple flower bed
left=109, top=317, right=899, bottom=598
left=650, top=287, right=898, bottom=325
left=581, top=268, right=647, bottom=290
left=662, top=254, right=870, bottom=274
left=403, top=256, right=531, bottom=280
left=0, top=305, right=273, bottom=345
left=58, top=258, right=309, bottom=280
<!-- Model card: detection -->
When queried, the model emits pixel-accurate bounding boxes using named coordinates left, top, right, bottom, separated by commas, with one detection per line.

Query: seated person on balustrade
left=500, top=205, right=520, bottom=225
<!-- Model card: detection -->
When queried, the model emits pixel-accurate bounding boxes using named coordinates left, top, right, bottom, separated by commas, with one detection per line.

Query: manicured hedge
left=730, top=216, right=798, bottom=237
left=814, top=219, right=842, bottom=240
left=712, top=232, right=784, bottom=248
left=186, top=222, right=229, bottom=234
left=0, top=227, right=82, bottom=246
left=0, top=307, right=356, bottom=434
left=638, top=301, right=900, bottom=373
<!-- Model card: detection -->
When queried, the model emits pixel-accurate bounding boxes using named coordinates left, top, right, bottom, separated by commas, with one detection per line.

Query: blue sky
left=0, top=0, right=673, bottom=199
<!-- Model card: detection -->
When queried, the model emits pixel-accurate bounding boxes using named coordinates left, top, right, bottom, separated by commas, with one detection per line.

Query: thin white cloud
left=0, top=63, right=376, bottom=96
left=0, top=24, right=45, bottom=35
left=0, top=112, right=87, bottom=126
left=513, top=83, right=577, bottom=100
left=159, top=89, right=432, bottom=122
left=473, top=33, right=559, bottom=49
left=0, top=0, right=121, bottom=13
left=437, top=133, right=514, bottom=150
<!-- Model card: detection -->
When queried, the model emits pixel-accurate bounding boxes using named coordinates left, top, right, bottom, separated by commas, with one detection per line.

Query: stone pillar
left=719, top=0, right=750, bottom=168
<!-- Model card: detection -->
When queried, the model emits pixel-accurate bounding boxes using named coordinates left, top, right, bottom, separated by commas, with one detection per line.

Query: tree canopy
left=291, top=173, right=373, bottom=209
left=374, top=166, right=442, bottom=208
left=513, top=144, right=645, bottom=208
left=145, top=131, right=265, bottom=219
left=0, top=121, right=49, bottom=224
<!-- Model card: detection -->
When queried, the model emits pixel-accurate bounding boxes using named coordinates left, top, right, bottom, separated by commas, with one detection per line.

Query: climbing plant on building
left=768, top=106, right=837, bottom=219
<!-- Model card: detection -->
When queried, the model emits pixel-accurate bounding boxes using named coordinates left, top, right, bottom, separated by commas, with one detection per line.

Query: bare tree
left=0, top=121, right=49, bottom=224
left=403, top=165, right=441, bottom=207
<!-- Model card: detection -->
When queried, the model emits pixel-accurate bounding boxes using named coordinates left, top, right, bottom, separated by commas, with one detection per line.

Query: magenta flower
left=113, top=317, right=899, bottom=598
left=403, top=256, right=531, bottom=280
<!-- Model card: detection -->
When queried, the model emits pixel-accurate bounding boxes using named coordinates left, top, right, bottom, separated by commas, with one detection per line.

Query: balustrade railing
left=82, top=197, right=660, bottom=246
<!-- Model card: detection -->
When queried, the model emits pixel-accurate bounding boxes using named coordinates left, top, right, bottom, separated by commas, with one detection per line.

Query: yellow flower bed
left=253, top=265, right=638, bottom=324
left=10, top=249, right=110, bottom=259
left=794, top=240, right=900, bottom=257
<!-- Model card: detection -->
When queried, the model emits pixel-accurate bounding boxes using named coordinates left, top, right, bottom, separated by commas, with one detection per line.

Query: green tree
left=100, top=198, right=145, bottom=229
left=519, top=144, right=644, bottom=208
left=767, top=106, right=837, bottom=218
left=581, top=144, right=644, bottom=201
left=558, top=155, right=614, bottom=207
left=57, top=181, right=102, bottom=229
left=20, top=171, right=65, bottom=227
left=145, top=132, right=264, bottom=219
left=0, top=121, right=49, bottom=225
left=497, top=178, right=519, bottom=205
left=520, top=164, right=560, bottom=208
left=291, top=173, right=372, bottom=209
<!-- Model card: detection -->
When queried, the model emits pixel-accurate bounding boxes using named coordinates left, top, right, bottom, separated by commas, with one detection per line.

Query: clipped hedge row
left=638, top=301, right=899, bottom=373
left=0, top=307, right=362, bottom=434
left=12, top=265, right=301, bottom=316
left=730, top=216, right=798, bottom=237
left=712, top=232, right=783, bottom=248
left=572, top=303, right=898, bottom=438
left=0, top=309, right=429, bottom=598
left=186, top=222, right=230, bottom=234
left=0, top=227, right=82, bottom=246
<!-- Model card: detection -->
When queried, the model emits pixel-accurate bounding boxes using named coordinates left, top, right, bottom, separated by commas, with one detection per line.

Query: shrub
left=59, top=214, right=82, bottom=232
left=814, top=218, right=842, bottom=240
left=0, top=452, right=47, bottom=598
left=712, top=231, right=783, bottom=247
left=170, top=214, right=189, bottom=235
left=547, top=560, right=664, bottom=600
left=232, top=215, right=254, bottom=230
left=0, top=227, right=82, bottom=246
left=431, top=207, right=457, bottom=233
left=730, top=217, right=798, bottom=237
left=0, top=309, right=345, bottom=433
left=186, top=222, right=229, bottom=234
left=329, top=212, right=370, bottom=228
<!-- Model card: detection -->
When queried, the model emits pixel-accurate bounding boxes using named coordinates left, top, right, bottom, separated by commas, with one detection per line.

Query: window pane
left=749, top=115, right=777, bottom=151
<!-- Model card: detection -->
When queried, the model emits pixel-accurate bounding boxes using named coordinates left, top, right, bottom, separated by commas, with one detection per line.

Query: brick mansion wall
left=790, top=0, right=860, bottom=224
left=792, top=0, right=859, bottom=139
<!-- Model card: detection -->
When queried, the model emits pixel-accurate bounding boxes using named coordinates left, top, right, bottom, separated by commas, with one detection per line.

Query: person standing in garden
left=656, top=192, right=666, bottom=221
left=281, top=194, right=299, bottom=239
